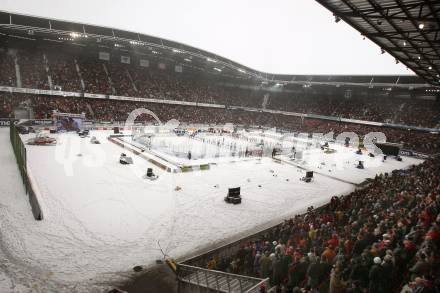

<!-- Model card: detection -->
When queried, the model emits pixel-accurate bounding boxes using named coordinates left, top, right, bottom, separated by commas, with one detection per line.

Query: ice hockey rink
left=0, top=128, right=423, bottom=292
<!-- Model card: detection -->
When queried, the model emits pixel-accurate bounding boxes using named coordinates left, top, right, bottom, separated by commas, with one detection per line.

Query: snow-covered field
left=0, top=128, right=422, bottom=292
left=278, top=144, right=421, bottom=184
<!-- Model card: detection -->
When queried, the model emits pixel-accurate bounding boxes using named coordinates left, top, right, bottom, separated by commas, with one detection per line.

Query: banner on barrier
left=307, top=113, right=341, bottom=122
left=0, top=118, right=17, bottom=127
left=340, top=117, right=383, bottom=126
left=0, top=119, right=55, bottom=127
left=399, top=149, right=431, bottom=159
left=0, top=86, right=82, bottom=97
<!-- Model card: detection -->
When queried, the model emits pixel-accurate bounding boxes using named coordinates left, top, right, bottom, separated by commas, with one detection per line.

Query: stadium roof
left=0, top=10, right=436, bottom=89
left=315, top=0, right=440, bottom=86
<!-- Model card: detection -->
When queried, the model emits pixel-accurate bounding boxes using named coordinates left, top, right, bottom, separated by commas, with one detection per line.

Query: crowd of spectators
left=0, top=49, right=16, bottom=87
left=47, top=52, right=82, bottom=92
left=78, top=58, right=113, bottom=94
left=0, top=95, right=15, bottom=117
left=108, top=63, right=137, bottom=97
left=267, top=94, right=440, bottom=129
left=18, top=50, right=50, bottom=90
left=1, top=93, right=439, bottom=155
left=394, top=100, right=440, bottom=128
left=127, top=66, right=261, bottom=106
left=200, top=157, right=440, bottom=293
left=1, top=48, right=438, bottom=128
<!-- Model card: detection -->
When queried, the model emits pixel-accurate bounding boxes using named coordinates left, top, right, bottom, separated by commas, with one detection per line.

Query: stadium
left=0, top=1, right=439, bottom=293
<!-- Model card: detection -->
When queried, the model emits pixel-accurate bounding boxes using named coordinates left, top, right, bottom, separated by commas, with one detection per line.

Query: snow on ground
left=243, top=129, right=422, bottom=184
left=279, top=142, right=422, bottom=184
left=0, top=128, right=422, bottom=292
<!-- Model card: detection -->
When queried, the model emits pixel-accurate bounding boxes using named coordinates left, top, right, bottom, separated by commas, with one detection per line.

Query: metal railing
left=177, top=264, right=268, bottom=293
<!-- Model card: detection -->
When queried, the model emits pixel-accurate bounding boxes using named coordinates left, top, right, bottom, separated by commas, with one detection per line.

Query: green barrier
left=306, top=113, right=341, bottom=122
left=9, top=124, right=43, bottom=220
left=199, top=164, right=210, bottom=170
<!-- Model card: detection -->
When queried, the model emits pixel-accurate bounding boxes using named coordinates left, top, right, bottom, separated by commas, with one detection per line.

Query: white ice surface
left=125, top=135, right=259, bottom=167
left=0, top=129, right=422, bottom=292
